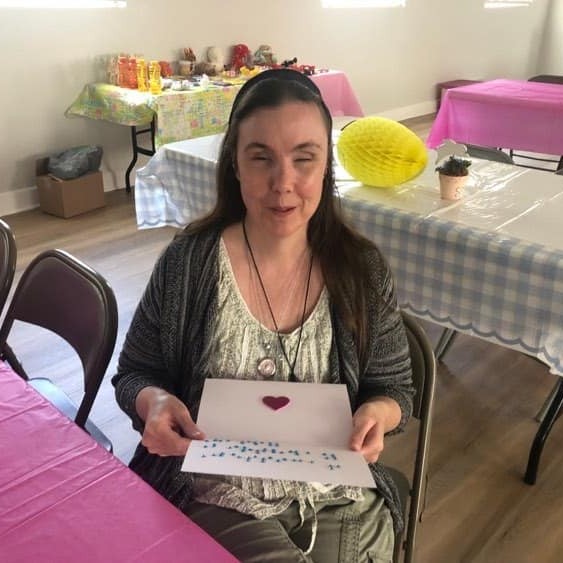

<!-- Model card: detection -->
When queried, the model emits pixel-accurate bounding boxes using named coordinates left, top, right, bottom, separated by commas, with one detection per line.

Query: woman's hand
left=135, top=386, right=205, bottom=457
left=349, top=397, right=401, bottom=463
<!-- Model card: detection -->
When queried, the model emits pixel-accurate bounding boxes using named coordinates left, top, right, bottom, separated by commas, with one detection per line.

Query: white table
left=134, top=133, right=563, bottom=376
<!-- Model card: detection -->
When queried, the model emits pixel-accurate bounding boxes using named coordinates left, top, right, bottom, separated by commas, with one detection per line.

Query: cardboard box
left=36, top=158, right=105, bottom=218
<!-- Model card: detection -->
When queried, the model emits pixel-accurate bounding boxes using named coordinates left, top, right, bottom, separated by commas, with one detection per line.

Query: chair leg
left=524, top=379, right=563, bottom=485
left=558, top=155, right=563, bottom=170
left=434, top=329, right=459, bottom=362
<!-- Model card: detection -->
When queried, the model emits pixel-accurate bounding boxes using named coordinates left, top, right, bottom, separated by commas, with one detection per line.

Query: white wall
left=538, top=0, right=563, bottom=72
left=0, top=0, right=552, bottom=214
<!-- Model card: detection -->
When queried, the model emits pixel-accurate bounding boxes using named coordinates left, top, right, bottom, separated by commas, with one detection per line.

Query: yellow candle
left=149, top=60, right=162, bottom=95
left=136, top=58, right=148, bottom=91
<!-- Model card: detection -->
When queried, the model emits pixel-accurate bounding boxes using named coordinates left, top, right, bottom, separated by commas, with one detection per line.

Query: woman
left=113, top=69, right=413, bottom=563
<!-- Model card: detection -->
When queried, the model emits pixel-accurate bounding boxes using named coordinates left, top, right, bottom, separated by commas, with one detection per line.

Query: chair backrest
left=0, top=249, right=118, bottom=428
left=398, top=312, right=437, bottom=563
left=0, top=219, right=17, bottom=316
left=465, top=144, right=514, bottom=165
left=528, top=74, right=563, bottom=84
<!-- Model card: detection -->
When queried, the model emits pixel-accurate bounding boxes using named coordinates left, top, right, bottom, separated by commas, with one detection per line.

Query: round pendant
left=257, top=357, right=276, bottom=378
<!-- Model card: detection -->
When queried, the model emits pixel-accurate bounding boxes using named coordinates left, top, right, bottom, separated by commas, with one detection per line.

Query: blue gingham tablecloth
left=135, top=135, right=563, bottom=375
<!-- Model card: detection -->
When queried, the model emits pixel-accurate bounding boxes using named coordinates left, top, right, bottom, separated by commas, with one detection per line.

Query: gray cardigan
left=113, top=227, right=413, bottom=532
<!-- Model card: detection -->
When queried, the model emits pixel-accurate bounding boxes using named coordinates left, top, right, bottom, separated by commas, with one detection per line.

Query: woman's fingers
left=350, top=405, right=385, bottom=463
left=141, top=392, right=205, bottom=457
left=175, top=412, right=205, bottom=440
left=142, top=421, right=191, bottom=456
left=360, top=424, right=385, bottom=463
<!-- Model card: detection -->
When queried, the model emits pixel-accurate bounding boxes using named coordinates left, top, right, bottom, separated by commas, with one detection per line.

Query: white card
left=181, top=379, right=375, bottom=487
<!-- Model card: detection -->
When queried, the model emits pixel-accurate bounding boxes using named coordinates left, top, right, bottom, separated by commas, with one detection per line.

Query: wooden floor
left=3, top=117, right=563, bottom=562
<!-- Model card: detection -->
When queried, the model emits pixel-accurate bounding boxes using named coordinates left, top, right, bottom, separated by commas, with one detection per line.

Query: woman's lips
left=271, top=206, right=295, bottom=214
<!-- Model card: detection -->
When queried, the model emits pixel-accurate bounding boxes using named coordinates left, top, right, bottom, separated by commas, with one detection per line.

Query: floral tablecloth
left=65, top=81, right=244, bottom=148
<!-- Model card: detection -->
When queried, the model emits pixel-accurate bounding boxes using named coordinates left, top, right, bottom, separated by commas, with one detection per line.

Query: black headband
left=229, top=69, right=323, bottom=124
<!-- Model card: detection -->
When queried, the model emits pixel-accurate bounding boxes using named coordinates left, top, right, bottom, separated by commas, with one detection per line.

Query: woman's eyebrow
left=241, top=141, right=324, bottom=152
left=242, top=142, right=269, bottom=152
left=294, top=142, right=323, bottom=151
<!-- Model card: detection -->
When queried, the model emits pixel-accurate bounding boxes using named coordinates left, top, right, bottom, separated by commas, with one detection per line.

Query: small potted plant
left=435, top=155, right=472, bottom=200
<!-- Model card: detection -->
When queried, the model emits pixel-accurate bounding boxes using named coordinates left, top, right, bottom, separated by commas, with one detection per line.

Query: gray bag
left=48, top=145, right=103, bottom=180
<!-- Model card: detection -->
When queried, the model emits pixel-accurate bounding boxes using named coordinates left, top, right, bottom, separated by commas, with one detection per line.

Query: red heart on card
left=262, top=396, right=290, bottom=411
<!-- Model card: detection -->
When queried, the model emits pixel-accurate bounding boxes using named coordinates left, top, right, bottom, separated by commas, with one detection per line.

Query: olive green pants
left=184, top=488, right=394, bottom=563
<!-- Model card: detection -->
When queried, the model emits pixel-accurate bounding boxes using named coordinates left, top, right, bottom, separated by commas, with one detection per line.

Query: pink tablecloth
left=426, top=79, right=563, bottom=155
left=0, top=362, right=239, bottom=563
left=311, top=71, right=364, bottom=117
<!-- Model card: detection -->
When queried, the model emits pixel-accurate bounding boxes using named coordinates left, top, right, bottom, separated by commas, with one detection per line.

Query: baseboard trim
left=0, top=186, right=39, bottom=217
left=334, top=100, right=436, bottom=127
left=377, top=100, right=437, bottom=122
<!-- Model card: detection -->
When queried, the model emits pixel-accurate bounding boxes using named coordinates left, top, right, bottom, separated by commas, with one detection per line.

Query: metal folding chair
left=0, top=249, right=118, bottom=451
left=388, top=312, right=437, bottom=563
left=0, top=218, right=16, bottom=316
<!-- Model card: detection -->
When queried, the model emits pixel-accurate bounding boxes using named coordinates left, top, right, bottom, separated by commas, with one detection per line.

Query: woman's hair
left=186, top=70, right=377, bottom=366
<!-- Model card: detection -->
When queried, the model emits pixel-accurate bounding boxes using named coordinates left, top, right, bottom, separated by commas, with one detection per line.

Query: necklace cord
left=243, top=220, right=313, bottom=381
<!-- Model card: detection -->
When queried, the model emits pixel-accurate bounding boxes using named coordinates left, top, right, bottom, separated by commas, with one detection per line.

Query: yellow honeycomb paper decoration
left=337, top=117, right=428, bottom=187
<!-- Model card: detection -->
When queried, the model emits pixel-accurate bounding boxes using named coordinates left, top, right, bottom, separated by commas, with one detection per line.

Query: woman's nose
left=271, top=160, right=295, bottom=192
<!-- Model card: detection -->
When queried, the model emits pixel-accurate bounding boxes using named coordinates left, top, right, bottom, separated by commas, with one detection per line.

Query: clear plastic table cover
left=134, top=133, right=563, bottom=374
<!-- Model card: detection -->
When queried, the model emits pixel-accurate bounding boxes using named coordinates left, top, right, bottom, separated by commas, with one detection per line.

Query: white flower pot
left=439, top=173, right=468, bottom=200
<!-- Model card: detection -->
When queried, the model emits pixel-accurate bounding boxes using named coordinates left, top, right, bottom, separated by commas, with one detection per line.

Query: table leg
left=534, top=379, right=560, bottom=422
left=524, top=378, right=563, bottom=485
left=125, top=119, right=156, bottom=193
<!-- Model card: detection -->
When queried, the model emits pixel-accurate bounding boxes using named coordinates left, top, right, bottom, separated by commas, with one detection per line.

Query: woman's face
left=235, top=101, right=329, bottom=240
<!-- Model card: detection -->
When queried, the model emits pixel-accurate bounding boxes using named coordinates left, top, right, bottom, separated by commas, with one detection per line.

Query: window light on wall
left=0, top=1, right=125, bottom=8
left=484, top=1, right=532, bottom=8
left=322, top=1, right=406, bottom=8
